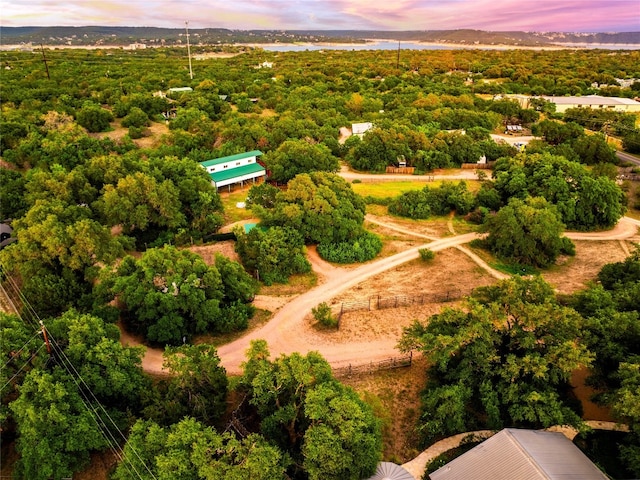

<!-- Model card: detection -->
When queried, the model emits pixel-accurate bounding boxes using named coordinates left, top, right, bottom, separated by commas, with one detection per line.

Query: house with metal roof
left=199, top=151, right=266, bottom=192
left=541, top=95, right=640, bottom=113
left=429, top=428, right=608, bottom=480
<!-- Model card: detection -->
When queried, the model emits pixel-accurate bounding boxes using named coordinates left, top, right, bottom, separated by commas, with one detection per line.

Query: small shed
left=367, top=462, right=415, bottom=480
left=430, top=428, right=608, bottom=480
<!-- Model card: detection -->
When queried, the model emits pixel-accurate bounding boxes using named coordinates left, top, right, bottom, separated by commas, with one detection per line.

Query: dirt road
left=123, top=214, right=639, bottom=376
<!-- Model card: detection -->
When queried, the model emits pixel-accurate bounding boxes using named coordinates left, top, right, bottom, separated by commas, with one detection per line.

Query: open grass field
left=351, top=179, right=480, bottom=198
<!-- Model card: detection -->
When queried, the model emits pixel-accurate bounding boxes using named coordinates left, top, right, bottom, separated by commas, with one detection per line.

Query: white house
left=352, top=122, right=374, bottom=137
left=199, top=151, right=266, bottom=191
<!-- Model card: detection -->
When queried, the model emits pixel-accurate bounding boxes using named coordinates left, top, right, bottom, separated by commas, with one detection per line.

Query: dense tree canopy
left=239, top=341, right=382, bottom=480
left=572, top=247, right=640, bottom=476
left=235, top=226, right=311, bottom=285
left=264, top=139, right=339, bottom=183
left=256, top=172, right=366, bottom=245
left=399, top=277, right=592, bottom=442
left=492, top=153, right=625, bottom=230
left=96, top=245, right=256, bottom=344
left=482, top=196, right=575, bottom=268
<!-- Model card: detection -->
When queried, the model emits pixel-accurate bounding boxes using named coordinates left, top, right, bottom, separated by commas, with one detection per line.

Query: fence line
left=333, top=352, right=413, bottom=378
left=333, top=289, right=472, bottom=327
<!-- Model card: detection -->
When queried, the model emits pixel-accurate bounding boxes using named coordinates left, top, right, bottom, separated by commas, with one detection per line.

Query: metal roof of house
left=200, top=150, right=263, bottom=168
left=543, top=95, right=640, bottom=106
left=430, top=429, right=608, bottom=480
left=208, top=162, right=265, bottom=184
left=367, top=462, right=414, bottom=480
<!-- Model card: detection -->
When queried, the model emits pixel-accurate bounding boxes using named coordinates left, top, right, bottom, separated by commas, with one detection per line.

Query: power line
left=0, top=262, right=156, bottom=480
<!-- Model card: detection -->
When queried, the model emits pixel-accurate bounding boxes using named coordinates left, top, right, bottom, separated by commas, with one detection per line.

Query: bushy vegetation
left=312, top=302, right=339, bottom=328
left=317, top=230, right=383, bottom=263
left=94, top=246, right=257, bottom=344
left=388, top=181, right=475, bottom=219
left=235, top=225, right=311, bottom=285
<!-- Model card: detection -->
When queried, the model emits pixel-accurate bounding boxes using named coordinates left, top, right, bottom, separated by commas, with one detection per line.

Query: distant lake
left=263, top=41, right=460, bottom=52
left=262, top=41, right=639, bottom=52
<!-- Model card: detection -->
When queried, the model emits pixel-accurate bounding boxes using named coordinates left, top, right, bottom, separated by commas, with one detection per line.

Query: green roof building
left=199, top=151, right=266, bottom=191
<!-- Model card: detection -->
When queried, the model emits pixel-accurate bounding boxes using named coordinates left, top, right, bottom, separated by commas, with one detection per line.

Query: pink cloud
left=2, top=0, right=638, bottom=32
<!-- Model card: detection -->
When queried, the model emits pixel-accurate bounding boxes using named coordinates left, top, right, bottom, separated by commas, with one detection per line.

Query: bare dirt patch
left=542, top=240, right=632, bottom=294
left=311, top=249, right=497, bottom=345
left=94, top=120, right=169, bottom=148
left=188, top=240, right=239, bottom=264
left=333, top=249, right=496, bottom=304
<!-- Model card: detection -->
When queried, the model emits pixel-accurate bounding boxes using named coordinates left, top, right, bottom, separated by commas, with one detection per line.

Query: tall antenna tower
left=185, top=21, right=194, bottom=80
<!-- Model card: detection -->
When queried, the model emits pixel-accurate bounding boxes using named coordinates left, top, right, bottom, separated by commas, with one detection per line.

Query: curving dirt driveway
left=122, top=192, right=639, bottom=376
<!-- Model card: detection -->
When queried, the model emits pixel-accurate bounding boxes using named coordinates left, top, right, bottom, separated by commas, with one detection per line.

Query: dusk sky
left=2, top=0, right=639, bottom=32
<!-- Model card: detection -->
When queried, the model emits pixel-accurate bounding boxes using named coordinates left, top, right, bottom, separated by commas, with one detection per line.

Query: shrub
left=352, top=179, right=362, bottom=184
left=312, top=302, right=338, bottom=328
left=317, top=231, right=383, bottom=263
left=419, top=248, right=435, bottom=261
left=128, top=126, right=145, bottom=139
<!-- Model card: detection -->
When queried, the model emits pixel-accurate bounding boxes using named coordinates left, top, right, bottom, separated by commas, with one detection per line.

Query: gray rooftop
left=430, top=428, right=608, bottom=480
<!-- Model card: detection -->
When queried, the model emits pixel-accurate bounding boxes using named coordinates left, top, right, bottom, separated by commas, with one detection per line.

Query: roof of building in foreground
left=430, top=428, right=608, bottom=480
left=200, top=150, right=263, bottom=168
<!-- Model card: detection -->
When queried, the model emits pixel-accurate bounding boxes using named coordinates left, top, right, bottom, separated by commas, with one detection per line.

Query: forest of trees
left=1, top=45, right=639, bottom=479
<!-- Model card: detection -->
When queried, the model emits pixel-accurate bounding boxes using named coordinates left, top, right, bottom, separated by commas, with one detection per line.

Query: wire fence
left=332, top=352, right=413, bottom=378
left=333, top=288, right=472, bottom=326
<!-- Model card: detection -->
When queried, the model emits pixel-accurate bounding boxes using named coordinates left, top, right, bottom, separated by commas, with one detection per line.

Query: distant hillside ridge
left=0, top=26, right=638, bottom=47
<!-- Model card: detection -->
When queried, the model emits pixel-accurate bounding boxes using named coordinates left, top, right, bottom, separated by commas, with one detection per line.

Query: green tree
left=97, top=171, right=186, bottom=236
left=257, top=172, right=366, bottom=245
left=0, top=313, right=46, bottom=429
left=113, top=417, right=289, bottom=480
left=121, top=106, right=150, bottom=128
left=240, top=341, right=381, bottom=479
left=99, top=245, right=251, bottom=344
left=264, top=139, right=339, bottom=183
left=10, top=198, right=124, bottom=271
left=47, top=310, right=148, bottom=409
left=482, top=196, right=573, bottom=268
left=235, top=226, right=311, bottom=285
left=399, top=277, right=592, bottom=442
left=75, top=103, right=113, bottom=133
left=10, top=369, right=109, bottom=480
left=159, top=344, right=229, bottom=425
left=571, top=134, right=617, bottom=165
left=493, top=153, right=624, bottom=230
left=0, top=168, right=28, bottom=219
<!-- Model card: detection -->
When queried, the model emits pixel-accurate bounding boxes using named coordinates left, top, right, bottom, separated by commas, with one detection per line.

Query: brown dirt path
left=216, top=233, right=480, bottom=375
left=121, top=212, right=638, bottom=377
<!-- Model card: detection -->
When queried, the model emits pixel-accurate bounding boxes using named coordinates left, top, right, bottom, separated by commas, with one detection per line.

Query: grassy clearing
left=219, top=189, right=256, bottom=224
left=258, top=271, right=318, bottom=296
left=352, top=179, right=481, bottom=198
left=352, top=181, right=436, bottom=198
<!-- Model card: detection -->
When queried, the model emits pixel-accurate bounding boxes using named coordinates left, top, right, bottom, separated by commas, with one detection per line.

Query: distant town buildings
left=503, top=94, right=640, bottom=113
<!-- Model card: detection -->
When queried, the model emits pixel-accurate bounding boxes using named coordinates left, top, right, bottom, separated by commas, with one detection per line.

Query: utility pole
left=185, top=21, right=194, bottom=80
left=39, top=320, right=51, bottom=354
left=40, top=43, right=50, bottom=80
